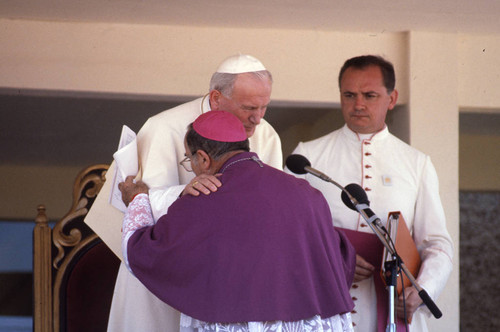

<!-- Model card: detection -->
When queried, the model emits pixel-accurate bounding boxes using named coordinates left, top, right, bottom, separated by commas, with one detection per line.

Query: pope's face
left=213, top=73, right=272, bottom=138
left=340, top=65, right=398, bottom=134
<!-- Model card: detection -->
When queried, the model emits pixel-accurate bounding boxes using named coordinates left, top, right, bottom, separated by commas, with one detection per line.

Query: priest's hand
left=353, top=254, right=375, bottom=282
left=118, top=176, right=149, bottom=207
left=397, top=286, right=422, bottom=323
left=182, top=174, right=222, bottom=197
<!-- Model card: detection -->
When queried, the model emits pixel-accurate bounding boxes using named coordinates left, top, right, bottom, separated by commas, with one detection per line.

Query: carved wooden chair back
left=33, top=164, right=120, bottom=332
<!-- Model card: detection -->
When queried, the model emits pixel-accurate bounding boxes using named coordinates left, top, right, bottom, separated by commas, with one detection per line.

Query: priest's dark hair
left=338, top=55, right=396, bottom=94
left=185, top=123, right=250, bottom=160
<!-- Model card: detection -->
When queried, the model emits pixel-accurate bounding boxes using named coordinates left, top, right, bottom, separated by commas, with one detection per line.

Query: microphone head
left=285, top=154, right=311, bottom=175
left=341, top=183, right=369, bottom=211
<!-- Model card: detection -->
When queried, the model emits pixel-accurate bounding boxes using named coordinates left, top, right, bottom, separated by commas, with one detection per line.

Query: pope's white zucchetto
left=216, top=54, right=266, bottom=74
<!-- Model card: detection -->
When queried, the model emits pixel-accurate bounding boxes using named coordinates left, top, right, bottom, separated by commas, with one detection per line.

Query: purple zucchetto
left=193, top=111, right=247, bottom=142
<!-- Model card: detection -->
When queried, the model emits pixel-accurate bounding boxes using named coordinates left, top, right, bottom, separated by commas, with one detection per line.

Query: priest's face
left=212, top=73, right=272, bottom=138
left=340, top=65, right=398, bottom=134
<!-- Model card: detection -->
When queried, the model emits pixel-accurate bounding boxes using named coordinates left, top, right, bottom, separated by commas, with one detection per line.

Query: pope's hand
left=182, top=174, right=222, bottom=197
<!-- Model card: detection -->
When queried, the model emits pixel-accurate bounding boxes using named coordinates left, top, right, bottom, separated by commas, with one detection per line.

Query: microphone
left=341, top=183, right=386, bottom=231
left=285, top=154, right=334, bottom=183
left=286, top=154, right=385, bottom=231
left=286, top=155, right=441, bottom=318
left=286, top=154, right=359, bottom=206
left=341, top=183, right=369, bottom=210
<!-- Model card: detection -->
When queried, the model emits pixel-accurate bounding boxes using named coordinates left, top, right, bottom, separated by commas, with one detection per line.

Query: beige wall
left=458, top=34, right=500, bottom=109
left=0, top=19, right=410, bottom=104
left=457, top=34, right=500, bottom=193
left=3, top=18, right=500, bottom=330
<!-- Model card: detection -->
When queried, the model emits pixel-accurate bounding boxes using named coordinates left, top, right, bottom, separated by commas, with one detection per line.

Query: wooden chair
left=33, top=164, right=121, bottom=332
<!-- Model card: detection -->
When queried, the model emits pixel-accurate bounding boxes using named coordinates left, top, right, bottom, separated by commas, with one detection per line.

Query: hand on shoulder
left=182, top=174, right=222, bottom=197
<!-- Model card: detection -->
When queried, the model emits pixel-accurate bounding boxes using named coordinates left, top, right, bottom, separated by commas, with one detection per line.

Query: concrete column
left=408, top=31, right=460, bottom=331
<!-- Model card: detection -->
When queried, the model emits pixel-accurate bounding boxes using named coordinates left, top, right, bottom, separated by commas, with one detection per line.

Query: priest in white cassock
left=287, top=55, right=453, bottom=332
left=84, top=54, right=282, bottom=332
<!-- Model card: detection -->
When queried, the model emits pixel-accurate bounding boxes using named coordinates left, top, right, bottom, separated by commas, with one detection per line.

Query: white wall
left=3, top=18, right=500, bottom=331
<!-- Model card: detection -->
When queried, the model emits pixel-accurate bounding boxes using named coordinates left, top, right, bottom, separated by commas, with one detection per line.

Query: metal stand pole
left=384, top=258, right=398, bottom=332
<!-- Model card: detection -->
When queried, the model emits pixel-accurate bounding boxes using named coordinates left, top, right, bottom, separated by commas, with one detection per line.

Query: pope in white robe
left=85, top=54, right=282, bottom=332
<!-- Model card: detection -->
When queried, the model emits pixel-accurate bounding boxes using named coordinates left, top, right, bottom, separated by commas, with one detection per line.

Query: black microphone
left=286, top=154, right=384, bottom=230
left=286, top=154, right=362, bottom=208
left=285, top=154, right=334, bottom=182
left=287, top=156, right=441, bottom=318
left=341, top=183, right=369, bottom=210
left=341, top=183, right=387, bottom=232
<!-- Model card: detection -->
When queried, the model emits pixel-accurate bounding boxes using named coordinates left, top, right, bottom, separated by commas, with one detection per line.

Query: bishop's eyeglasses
left=180, top=155, right=193, bottom=172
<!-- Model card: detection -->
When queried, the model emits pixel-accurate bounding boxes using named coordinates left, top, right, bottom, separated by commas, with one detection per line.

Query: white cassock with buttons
left=287, top=124, right=453, bottom=332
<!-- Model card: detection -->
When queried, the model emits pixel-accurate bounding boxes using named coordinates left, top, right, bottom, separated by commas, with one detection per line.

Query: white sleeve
left=149, top=185, right=185, bottom=221
left=412, top=157, right=454, bottom=302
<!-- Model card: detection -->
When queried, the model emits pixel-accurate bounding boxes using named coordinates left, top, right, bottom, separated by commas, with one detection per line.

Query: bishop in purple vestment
left=120, top=111, right=356, bottom=327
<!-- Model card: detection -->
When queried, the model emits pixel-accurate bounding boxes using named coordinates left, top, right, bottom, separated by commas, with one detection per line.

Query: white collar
left=341, top=124, right=389, bottom=142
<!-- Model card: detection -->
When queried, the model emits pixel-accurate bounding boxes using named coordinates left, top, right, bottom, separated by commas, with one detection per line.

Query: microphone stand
left=320, top=177, right=442, bottom=331
left=347, top=193, right=443, bottom=331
